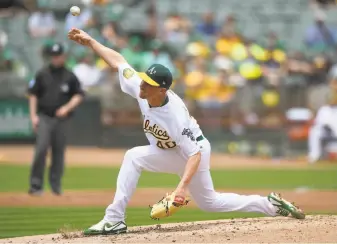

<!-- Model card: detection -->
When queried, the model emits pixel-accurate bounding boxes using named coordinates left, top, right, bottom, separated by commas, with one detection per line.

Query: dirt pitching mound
left=1, top=215, right=336, bottom=243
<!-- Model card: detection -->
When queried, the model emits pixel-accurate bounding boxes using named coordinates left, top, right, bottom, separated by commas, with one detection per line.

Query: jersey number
left=157, top=141, right=177, bottom=149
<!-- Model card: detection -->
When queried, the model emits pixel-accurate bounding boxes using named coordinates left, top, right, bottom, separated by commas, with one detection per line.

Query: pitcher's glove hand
left=149, top=192, right=190, bottom=220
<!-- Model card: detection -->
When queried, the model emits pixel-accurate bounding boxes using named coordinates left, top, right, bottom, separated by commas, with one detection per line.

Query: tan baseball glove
left=149, top=192, right=190, bottom=220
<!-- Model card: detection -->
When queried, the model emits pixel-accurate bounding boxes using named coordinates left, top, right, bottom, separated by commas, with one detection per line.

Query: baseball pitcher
left=68, top=28, right=305, bottom=236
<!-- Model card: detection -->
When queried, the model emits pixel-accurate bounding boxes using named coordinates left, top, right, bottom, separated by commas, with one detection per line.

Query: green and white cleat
left=83, top=220, right=127, bottom=236
left=268, top=192, right=305, bottom=219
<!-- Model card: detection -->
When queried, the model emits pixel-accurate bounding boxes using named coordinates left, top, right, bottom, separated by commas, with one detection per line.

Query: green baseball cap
left=138, top=64, right=173, bottom=89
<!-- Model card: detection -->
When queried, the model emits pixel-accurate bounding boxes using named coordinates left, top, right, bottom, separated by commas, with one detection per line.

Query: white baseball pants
left=104, top=138, right=277, bottom=222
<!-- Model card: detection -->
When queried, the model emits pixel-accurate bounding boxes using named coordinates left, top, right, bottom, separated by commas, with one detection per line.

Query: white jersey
left=118, top=63, right=202, bottom=157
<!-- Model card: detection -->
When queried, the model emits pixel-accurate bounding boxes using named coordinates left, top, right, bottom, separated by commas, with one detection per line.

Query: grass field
left=0, top=207, right=267, bottom=238
left=1, top=164, right=337, bottom=192
left=1, top=163, right=337, bottom=239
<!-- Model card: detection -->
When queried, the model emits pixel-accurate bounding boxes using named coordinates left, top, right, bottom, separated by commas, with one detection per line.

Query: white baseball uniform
left=103, top=63, right=277, bottom=222
left=308, top=105, right=337, bottom=163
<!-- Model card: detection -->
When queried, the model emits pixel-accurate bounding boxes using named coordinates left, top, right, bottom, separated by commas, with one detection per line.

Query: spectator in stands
left=72, top=50, right=102, bottom=91
left=231, top=39, right=266, bottom=120
left=215, top=22, right=242, bottom=58
left=101, top=21, right=126, bottom=49
left=236, top=41, right=264, bottom=84
left=282, top=51, right=311, bottom=109
left=261, top=32, right=286, bottom=51
left=286, top=51, right=312, bottom=81
left=307, top=54, right=332, bottom=111
left=28, top=6, right=56, bottom=38
left=120, top=36, right=144, bottom=71
left=141, top=40, right=175, bottom=75
left=196, top=68, right=236, bottom=109
left=162, top=13, right=191, bottom=51
left=262, top=49, right=287, bottom=87
left=220, top=14, right=241, bottom=39
left=304, top=10, right=337, bottom=52
left=196, top=12, right=219, bottom=39
left=184, top=57, right=213, bottom=103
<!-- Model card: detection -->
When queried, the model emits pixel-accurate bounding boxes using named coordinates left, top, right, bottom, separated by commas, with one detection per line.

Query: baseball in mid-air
left=70, top=6, right=81, bottom=16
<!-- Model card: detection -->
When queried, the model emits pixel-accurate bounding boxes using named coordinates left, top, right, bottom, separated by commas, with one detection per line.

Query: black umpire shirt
left=28, top=65, right=84, bottom=118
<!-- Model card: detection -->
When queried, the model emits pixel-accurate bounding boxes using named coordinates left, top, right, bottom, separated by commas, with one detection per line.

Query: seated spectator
left=84, top=13, right=104, bottom=40
left=215, top=69, right=236, bottom=103
left=215, top=21, right=242, bottom=57
left=307, top=54, right=332, bottom=111
left=72, top=50, right=102, bottom=91
left=95, top=21, right=126, bottom=70
left=196, top=69, right=236, bottom=109
left=230, top=38, right=267, bottom=63
left=142, top=40, right=175, bottom=74
left=196, top=12, right=219, bottom=38
left=186, top=41, right=211, bottom=61
left=260, top=32, right=286, bottom=51
left=220, top=14, right=240, bottom=37
left=286, top=51, right=312, bottom=79
left=304, top=10, right=337, bottom=53
left=163, top=13, right=191, bottom=51
left=101, top=21, right=126, bottom=49
left=28, top=6, right=56, bottom=38
left=262, top=49, right=287, bottom=87
left=280, top=51, right=312, bottom=109
left=120, top=36, right=144, bottom=71
left=184, top=57, right=215, bottom=102
left=237, top=47, right=263, bottom=83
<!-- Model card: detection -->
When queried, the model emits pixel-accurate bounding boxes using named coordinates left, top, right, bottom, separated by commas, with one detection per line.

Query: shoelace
left=276, top=208, right=290, bottom=217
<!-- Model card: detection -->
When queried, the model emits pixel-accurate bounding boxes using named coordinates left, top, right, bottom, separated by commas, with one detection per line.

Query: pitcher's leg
left=104, top=145, right=185, bottom=222
left=188, top=170, right=277, bottom=216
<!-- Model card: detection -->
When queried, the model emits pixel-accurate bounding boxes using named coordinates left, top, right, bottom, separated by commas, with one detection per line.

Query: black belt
left=196, top=135, right=204, bottom=142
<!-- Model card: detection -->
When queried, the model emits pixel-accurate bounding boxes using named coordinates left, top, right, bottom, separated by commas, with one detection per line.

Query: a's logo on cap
left=148, top=67, right=156, bottom=75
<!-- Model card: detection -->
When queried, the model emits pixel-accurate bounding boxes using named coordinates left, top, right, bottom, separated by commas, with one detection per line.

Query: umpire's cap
left=48, top=43, right=65, bottom=56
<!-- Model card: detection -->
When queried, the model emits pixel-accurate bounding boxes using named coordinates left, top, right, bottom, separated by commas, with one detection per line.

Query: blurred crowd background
left=1, top=0, right=337, bottom=132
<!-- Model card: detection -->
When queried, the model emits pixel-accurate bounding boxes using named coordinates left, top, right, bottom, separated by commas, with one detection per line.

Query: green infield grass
left=0, top=164, right=336, bottom=192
